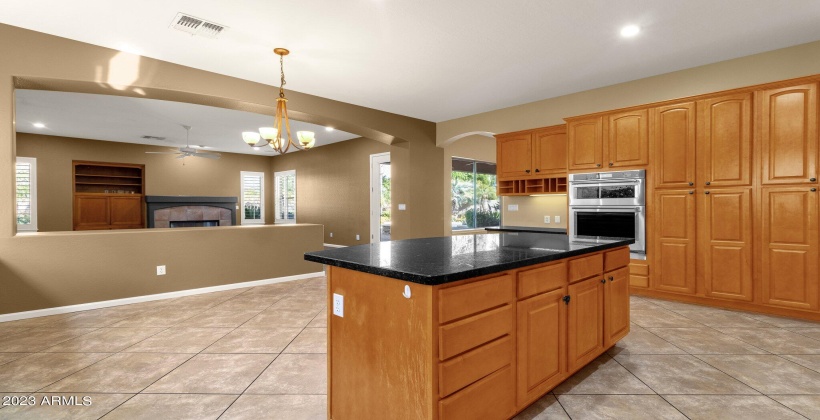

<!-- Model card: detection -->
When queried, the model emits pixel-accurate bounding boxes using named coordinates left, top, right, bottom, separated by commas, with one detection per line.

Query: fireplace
left=145, top=196, right=237, bottom=228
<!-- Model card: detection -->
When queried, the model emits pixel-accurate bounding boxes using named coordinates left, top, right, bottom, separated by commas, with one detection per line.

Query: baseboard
left=323, top=243, right=347, bottom=248
left=0, top=271, right=326, bottom=323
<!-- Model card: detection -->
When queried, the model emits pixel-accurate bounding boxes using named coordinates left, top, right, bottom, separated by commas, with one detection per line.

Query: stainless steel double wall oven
left=568, top=170, right=646, bottom=256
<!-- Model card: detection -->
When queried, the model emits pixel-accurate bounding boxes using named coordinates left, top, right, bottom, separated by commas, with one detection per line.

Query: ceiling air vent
left=141, top=135, right=167, bottom=141
left=169, top=13, right=228, bottom=39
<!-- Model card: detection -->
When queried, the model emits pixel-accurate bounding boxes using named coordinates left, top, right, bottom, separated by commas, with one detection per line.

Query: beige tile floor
left=1, top=277, right=819, bottom=419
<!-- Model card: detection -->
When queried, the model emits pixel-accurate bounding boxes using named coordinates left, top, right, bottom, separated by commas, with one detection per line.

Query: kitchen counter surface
left=304, top=232, right=633, bottom=285
left=484, top=225, right=567, bottom=234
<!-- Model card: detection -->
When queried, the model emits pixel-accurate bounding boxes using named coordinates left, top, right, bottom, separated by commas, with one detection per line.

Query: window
left=241, top=171, right=265, bottom=224
left=16, top=157, right=37, bottom=232
left=451, top=157, right=499, bottom=230
left=275, top=170, right=296, bottom=223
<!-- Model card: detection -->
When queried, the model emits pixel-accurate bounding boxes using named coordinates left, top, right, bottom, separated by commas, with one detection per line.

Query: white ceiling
left=15, top=90, right=359, bottom=155
left=3, top=1, right=820, bottom=122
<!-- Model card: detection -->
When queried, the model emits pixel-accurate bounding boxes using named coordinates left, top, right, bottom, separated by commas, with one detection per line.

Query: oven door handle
left=569, top=179, right=641, bottom=184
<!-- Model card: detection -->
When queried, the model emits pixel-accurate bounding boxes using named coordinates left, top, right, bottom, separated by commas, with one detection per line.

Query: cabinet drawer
left=439, top=336, right=512, bottom=398
left=604, top=248, right=630, bottom=271
left=629, top=262, right=649, bottom=276
left=518, top=261, right=567, bottom=299
left=568, top=253, right=603, bottom=283
left=439, top=305, right=513, bottom=361
left=439, top=365, right=515, bottom=420
left=439, top=274, right=513, bottom=324
left=630, top=274, right=649, bottom=288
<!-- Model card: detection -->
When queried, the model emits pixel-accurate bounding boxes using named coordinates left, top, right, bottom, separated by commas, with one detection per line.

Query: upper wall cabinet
left=653, top=102, right=697, bottom=189
left=697, top=93, right=752, bottom=187
left=567, top=117, right=603, bottom=171
left=607, top=109, right=649, bottom=168
left=567, top=110, right=648, bottom=172
left=497, top=132, right=533, bottom=179
left=760, top=83, right=817, bottom=185
left=533, top=127, right=568, bottom=174
left=497, top=126, right=567, bottom=180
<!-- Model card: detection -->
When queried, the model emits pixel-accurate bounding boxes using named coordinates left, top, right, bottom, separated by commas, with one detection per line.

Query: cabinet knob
left=812, top=188, right=817, bottom=192
left=563, top=295, right=571, bottom=305
left=689, top=182, right=694, bottom=186
left=608, top=276, right=614, bottom=282
left=600, top=279, right=606, bottom=284
left=705, top=181, right=711, bottom=186
left=689, top=191, right=694, bottom=194
left=811, top=178, right=817, bottom=182
left=525, top=169, right=530, bottom=173
left=705, top=191, right=710, bottom=195
left=535, top=169, right=540, bottom=173
left=609, top=162, right=613, bottom=166
left=596, top=163, right=601, bottom=167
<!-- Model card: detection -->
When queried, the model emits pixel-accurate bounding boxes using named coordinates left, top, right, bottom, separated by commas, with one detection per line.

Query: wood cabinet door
left=109, top=196, right=144, bottom=228
left=532, top=128, right=567, bottom=175
left=606, top=109, right=649, bottom=168
left=568, top=117, right=603, bottom=171
left=760, top=83, right=817, bottom=185
left=697, top=93, right=752, bottom=187
left=567, top=276, right=604, bottom=372
left=653, top=102, right=696, bottom=189
left=699, top=187, right=754, bottom=301
left=653, top=189, right=697, bottom=294
left=497, top=133, right=533, bottom=179
left=516, top=287, right=566, bottom=407
left=761, top=187, right=818, bottom=310
left=604, top=266, right=630, bottom=347
left=74, top=196, right=109, bottom=230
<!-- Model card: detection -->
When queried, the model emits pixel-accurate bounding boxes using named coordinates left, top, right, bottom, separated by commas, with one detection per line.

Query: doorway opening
left=370, top=152, right=391, bottom=243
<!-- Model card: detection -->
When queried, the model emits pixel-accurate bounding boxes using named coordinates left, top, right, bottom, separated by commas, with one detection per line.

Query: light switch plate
left=544, top=216, right=551, bottom=224
left=555, top=216, right=561, bottom=224
left=508, top=204, right=519, bottom=211
left=333, top=293, right=344, bottom=317
left=156, top=265, right=166, bottom=276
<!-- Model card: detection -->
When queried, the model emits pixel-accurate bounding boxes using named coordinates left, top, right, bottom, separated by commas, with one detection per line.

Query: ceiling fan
left=145, top=125, right=221, bottom=160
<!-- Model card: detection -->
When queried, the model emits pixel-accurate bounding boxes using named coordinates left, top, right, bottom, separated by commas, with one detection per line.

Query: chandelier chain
left=279, top=53, right=286, bottom=98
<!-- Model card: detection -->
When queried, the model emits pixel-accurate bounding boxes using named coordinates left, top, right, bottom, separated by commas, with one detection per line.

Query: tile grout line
left=606, top=352, right=692, bottom=420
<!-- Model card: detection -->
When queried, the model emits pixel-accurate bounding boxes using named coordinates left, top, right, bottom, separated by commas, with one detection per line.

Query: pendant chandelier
left=242, top=48, right=316, bottom=153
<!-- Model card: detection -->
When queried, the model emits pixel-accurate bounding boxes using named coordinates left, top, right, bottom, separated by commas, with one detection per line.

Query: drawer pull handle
left=812, top=188, right=817, bottom=192
left=705, top=181, right=711, bottom=185
left=563, top=295, right=570, bottom=305
left=608, top=276, right=614, bottom=282
left=600, top=279, right=606, bottom=284
left=705, top=191, right=710, bottom=195
left=525, top=169, right=531, bottom=173
left=689, top=191, right=694, bottom=194
left=689, top=182, right=694, bottom=186
left=811, top=178, right=817, bottom=182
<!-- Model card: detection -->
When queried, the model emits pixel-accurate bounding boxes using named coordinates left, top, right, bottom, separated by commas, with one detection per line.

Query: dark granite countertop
left=484, top=226, right=567, bottom=234
left=304, top=233, right=633, bottom=285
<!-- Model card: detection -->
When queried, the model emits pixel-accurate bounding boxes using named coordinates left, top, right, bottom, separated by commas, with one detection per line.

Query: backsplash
left=501, top=195, right=568, bottom=229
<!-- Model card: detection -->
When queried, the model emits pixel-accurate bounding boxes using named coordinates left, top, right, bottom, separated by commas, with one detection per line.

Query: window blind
left=16, top=161, right=33, bottom=226
left=241, top=172, right=264, bottom=223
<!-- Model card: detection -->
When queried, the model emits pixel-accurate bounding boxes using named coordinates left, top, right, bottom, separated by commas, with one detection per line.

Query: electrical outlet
left=544, top=216, right=551, bottom=224
left=333, top=293, right=344, bottom=317
left=508, top=204, right=519, bottom=211
left=555, top=215, right=561, bottom=224
left=398, top=204, right=406, bottom=210
left=156, top=265, right=166, bottom=276
left=329, top=232, right=333, bottom=238
left=356, top=234, right=360, bottom=241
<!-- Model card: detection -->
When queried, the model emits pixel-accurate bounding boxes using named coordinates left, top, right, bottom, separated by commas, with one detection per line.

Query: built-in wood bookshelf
left=72, top=161, right=145, bottom=230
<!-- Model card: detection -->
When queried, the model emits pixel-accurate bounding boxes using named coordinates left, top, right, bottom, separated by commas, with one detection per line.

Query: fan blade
left=146, top=151, right=181, bottom=155
left=193, top=152, right=221, bottom=159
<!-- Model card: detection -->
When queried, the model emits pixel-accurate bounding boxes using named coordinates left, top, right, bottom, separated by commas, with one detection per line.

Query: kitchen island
left=305, top=232, right=633, bottom=420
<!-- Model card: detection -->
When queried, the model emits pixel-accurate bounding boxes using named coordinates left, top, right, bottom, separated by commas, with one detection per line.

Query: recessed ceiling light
left=118, top=44, right=143, bottom=55
left=32, top=122, right=45, bottom=128
left=325, top=127, right=335, bottom=132
left=620, top=25, right=640, bottom=38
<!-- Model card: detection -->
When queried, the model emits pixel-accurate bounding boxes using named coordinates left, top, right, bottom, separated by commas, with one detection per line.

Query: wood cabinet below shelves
left=73, top=161, right=145, bottom=230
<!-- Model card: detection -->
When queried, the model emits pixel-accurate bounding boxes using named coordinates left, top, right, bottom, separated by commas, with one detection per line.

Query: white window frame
left=240, top=171, right=265, bottom=225
left=16, top=157, right=38, bottom=232
left=274, top=170, right=296, bottom=224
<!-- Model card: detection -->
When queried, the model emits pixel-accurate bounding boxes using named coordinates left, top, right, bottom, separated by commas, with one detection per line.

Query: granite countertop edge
left=484, top=226, right=567, bottom=234
left=304, top=239, right=632, bottom=286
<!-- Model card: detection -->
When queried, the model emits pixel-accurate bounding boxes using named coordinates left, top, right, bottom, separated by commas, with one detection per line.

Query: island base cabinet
left=439, top=365, right=515, bottom=420
left=567, top=276, right=604, bottom=373
left=516, top=287, right=566, bottom=407
left=604, top=266, right=631, bottom=347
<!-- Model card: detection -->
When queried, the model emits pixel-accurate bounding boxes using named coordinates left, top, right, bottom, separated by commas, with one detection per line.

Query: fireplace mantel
left=145, top=196, right=238, bottom=228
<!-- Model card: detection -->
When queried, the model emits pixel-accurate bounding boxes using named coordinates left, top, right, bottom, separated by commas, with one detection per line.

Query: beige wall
left=270, top=137, right=389, bottom=245
left=0, top=23, right=442, bottom=315
left=443, top=134, right=497, bottom=234
left=501, top=195, right=568, bottom=230
left=17, top=133, right=274, bottom=232
left=437, top=40, right=820, bottom=145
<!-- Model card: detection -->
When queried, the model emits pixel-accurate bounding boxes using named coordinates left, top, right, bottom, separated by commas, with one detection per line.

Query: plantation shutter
left=241, top=172, right=264, bottom=224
